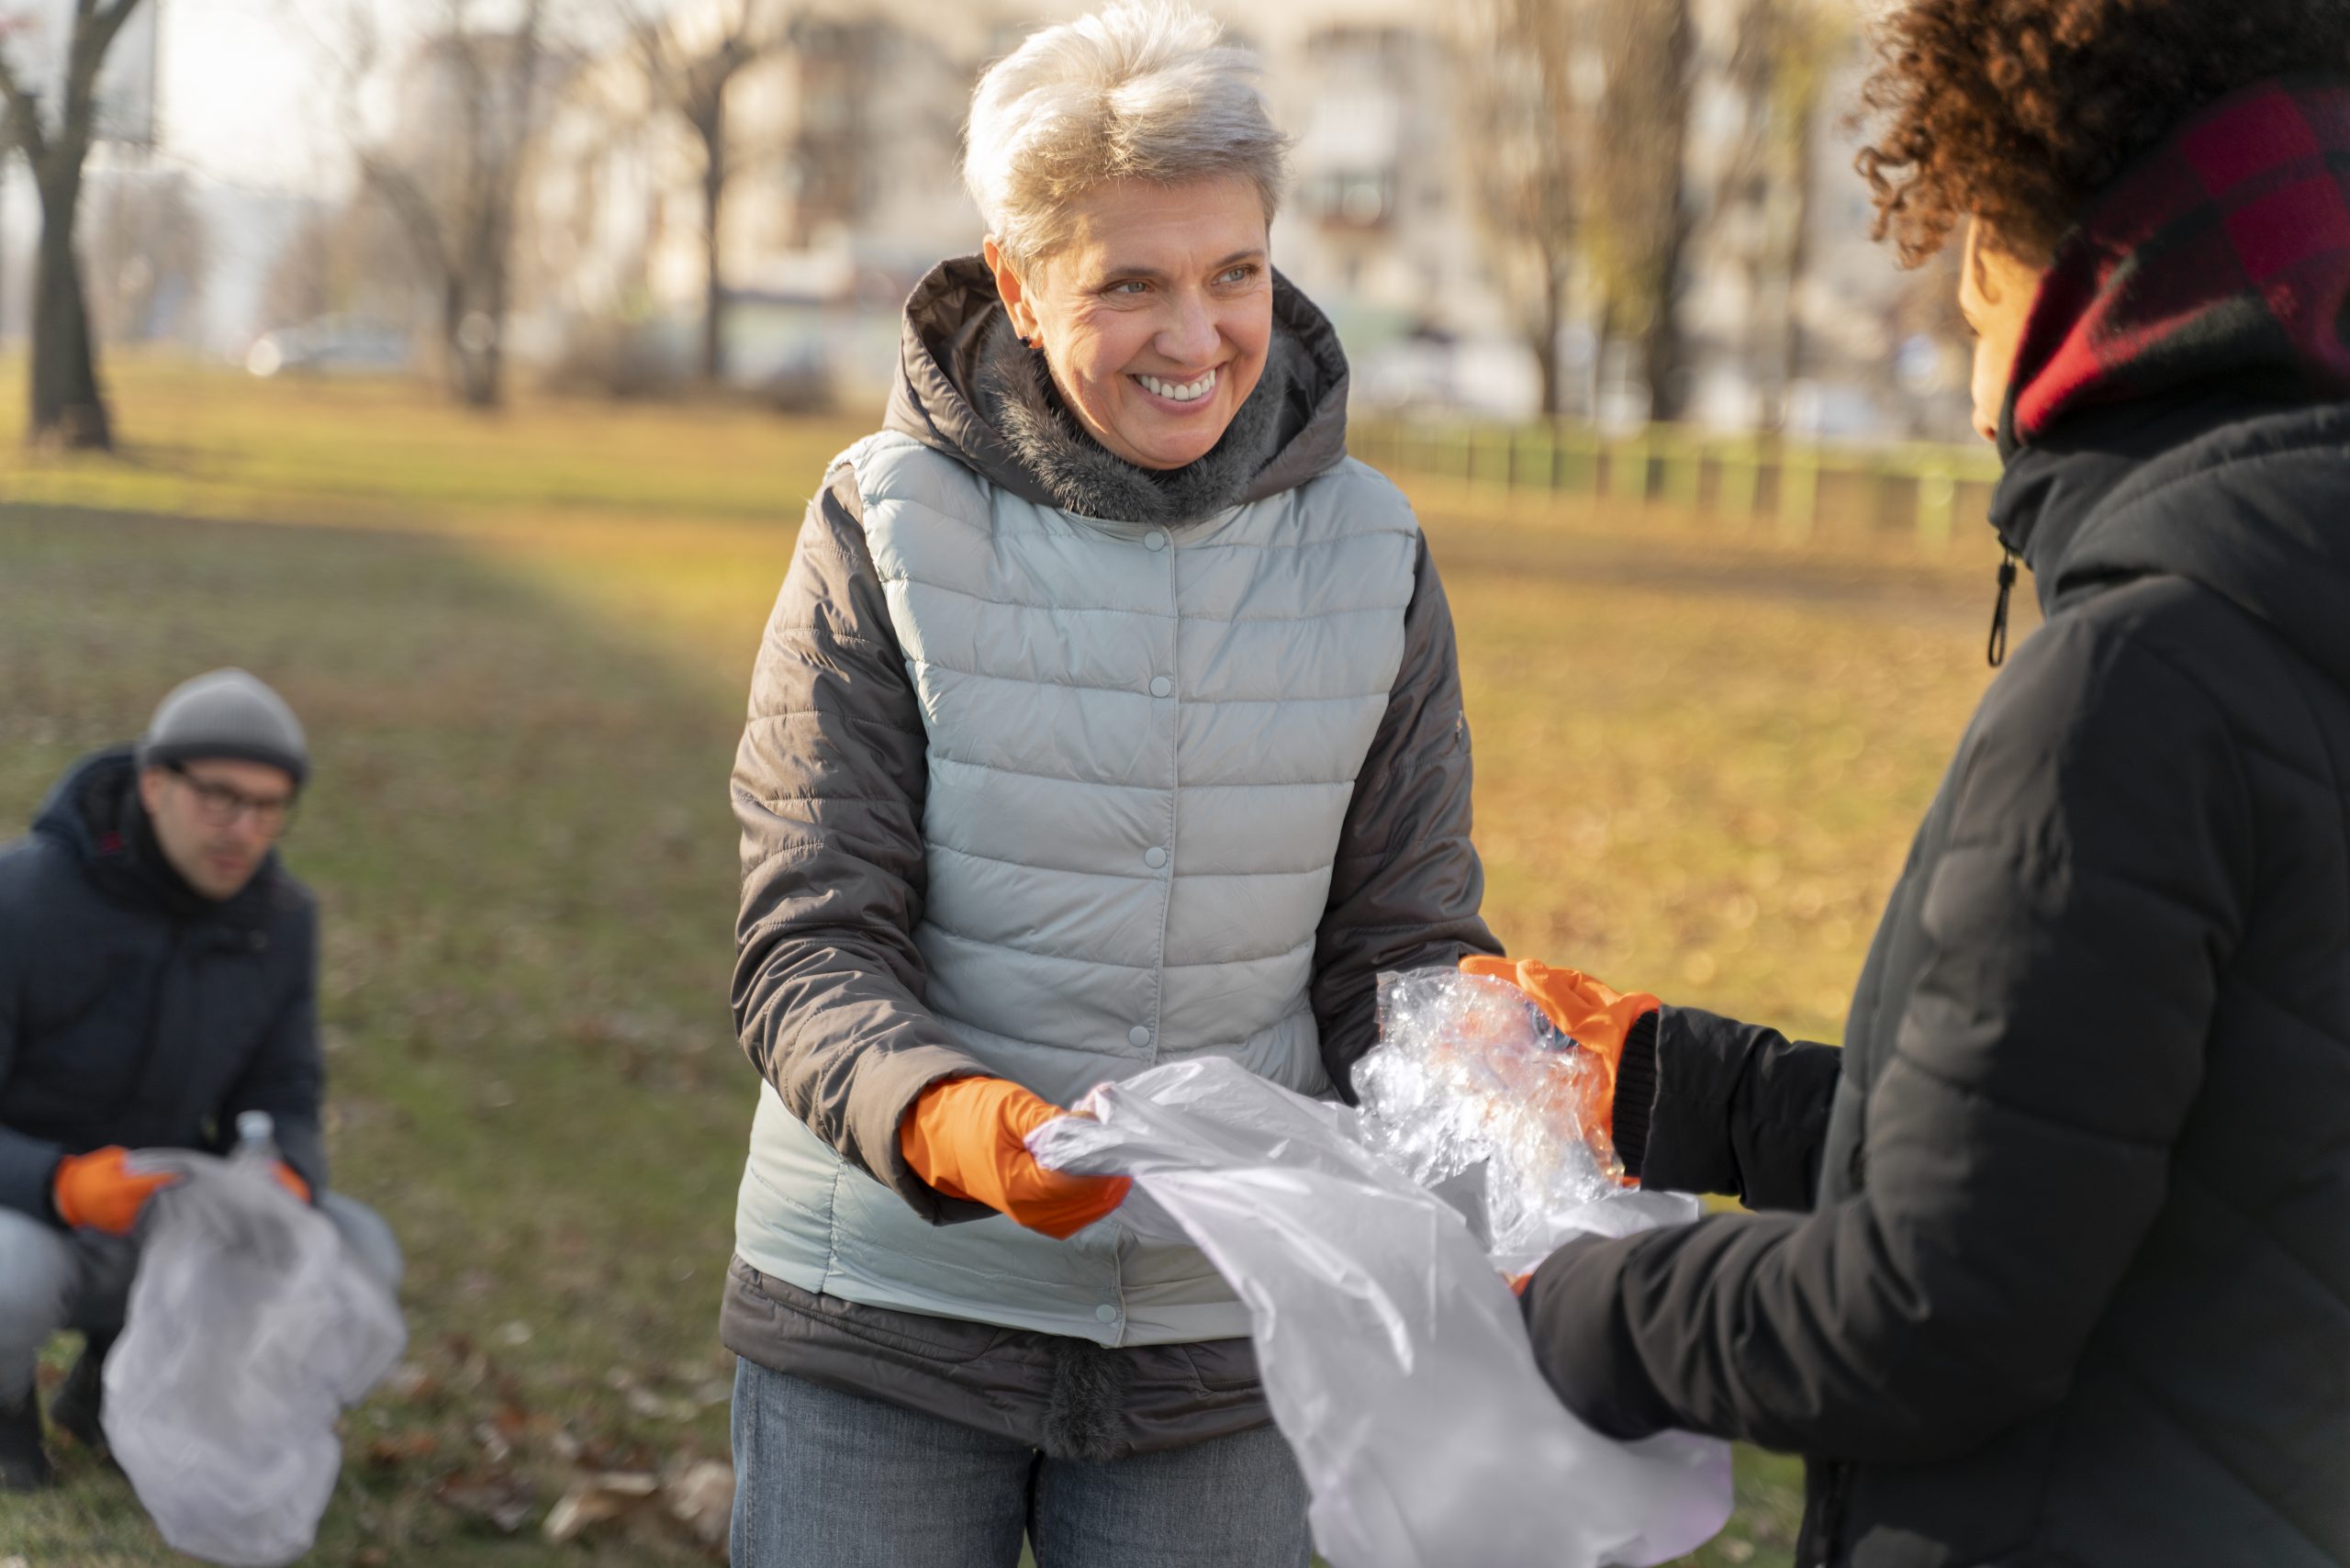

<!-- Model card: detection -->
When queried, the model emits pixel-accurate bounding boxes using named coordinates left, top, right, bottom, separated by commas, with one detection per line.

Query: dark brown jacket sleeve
left=1313, top=536, right=1503, bottom=1097
left=732, top=461, right=993, bottom=1224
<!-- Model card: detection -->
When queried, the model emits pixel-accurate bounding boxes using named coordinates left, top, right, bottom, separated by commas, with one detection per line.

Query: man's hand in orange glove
left=268, top=1163, right=311, bottom=1204
left=900, top=1077, right=1131, bottom=1239
left=51, top=1147, right=183, bottom=1236
left=1460, top=956, right=1661, bottom=1148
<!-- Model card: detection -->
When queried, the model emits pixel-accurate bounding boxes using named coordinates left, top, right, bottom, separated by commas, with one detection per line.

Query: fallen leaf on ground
left=543, top=1471, right=661, bottom=1545
left=363, top=1432, right=440, bottom=1470
left=436, top=1469, right=536, bottom=1534
left=666, top=1460, right=735, bottom=1546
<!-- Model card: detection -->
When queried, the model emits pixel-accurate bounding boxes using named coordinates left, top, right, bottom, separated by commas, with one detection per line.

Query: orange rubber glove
left=1460, top=956, right=1661, bottom=1144
left=900, top=1077, right=1132, bottom=1240
left=270, top=1162, right=311, bottom=1204
left=52, top=1148, right=182, bottom=1236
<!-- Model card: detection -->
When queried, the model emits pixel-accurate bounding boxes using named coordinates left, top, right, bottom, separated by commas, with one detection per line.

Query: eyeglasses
left=165, top=765, right=298, bottom=836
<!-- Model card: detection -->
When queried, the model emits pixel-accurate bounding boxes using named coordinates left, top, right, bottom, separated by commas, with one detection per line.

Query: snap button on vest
left=1144, top=530, right=1169, bottom=552
left=1094, top=1304, right=1120, bottom=1323
left=1144, top=846, right=1169, bottom=869
left=1128, top=1025, right=1151, bottom=1047
left=1150, top=677, right=1173, bottom=698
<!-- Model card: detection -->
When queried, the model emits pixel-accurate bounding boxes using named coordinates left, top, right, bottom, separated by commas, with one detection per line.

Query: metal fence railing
left=1351, top=420, right=2006, bottom=552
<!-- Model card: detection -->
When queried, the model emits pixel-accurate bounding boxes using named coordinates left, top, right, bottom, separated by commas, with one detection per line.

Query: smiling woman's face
left=987, top=175, right=1274, bottom=472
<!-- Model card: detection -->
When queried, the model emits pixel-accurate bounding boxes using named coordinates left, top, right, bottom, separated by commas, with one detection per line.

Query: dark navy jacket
left=0, top=748, right=327, bottom=1221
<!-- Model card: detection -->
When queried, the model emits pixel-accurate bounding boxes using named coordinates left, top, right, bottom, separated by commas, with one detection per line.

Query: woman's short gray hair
left=964, top=1, right=1291, bottom=273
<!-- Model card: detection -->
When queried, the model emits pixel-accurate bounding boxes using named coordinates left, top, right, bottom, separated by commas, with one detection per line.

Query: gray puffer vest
left=729, top=259, right=1487, bottom=1346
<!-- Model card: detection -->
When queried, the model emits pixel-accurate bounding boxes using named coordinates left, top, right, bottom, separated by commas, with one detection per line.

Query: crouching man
left=0, top=669, right=401, bottom=1490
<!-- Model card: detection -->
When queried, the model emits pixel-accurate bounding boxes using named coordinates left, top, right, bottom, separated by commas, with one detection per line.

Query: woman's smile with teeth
left=1136, top=367, right=1218, bottom=403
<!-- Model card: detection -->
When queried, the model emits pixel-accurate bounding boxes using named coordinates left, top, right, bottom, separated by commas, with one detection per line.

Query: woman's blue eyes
left=1102, top=267, right=1259, bottom=297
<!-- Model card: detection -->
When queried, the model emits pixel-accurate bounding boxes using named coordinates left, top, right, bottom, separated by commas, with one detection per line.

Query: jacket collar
left=33, top=746, right=280, bottom=929
left=2000, top=77, right=2350, bottom=459
left=883, top=254, right=1354, bottom=521
left=1985, top=77, right=2350, bottom=685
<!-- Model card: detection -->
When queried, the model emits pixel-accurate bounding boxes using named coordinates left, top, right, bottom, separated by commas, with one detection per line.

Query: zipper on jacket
left=1986, top=546, right=2020, bottom=668
left=110, top=920, right=187, bottom=1135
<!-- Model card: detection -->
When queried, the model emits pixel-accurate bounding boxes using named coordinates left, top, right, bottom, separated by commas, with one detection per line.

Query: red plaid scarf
left=2009, top=78, right=2350, bottom=443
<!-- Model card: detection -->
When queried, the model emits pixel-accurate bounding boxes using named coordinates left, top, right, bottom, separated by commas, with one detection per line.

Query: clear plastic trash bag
left=1356, top=968, right=1706, bottom=1271
left=1029, top=975, right=1732, bottom=1568
left=103, top=1152, right=408, bottom=1568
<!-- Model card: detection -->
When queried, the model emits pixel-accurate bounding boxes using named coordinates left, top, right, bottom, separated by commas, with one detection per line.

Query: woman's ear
left=984, top=237, right=1041, bottom=342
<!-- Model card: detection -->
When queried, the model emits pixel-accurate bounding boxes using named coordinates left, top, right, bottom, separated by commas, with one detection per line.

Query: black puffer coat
left=1524, top=82, right=2350, bottom=1568
left=1529, top=391, right=2350, bottom=1567
left=0, top=748, right=327, bottom=1220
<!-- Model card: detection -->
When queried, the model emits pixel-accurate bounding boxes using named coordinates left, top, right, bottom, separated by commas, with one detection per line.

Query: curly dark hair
left=1857, top=0, right=2350, bottom=266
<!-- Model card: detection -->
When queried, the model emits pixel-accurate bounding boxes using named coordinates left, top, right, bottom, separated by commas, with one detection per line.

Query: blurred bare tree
left=1455, top=0, right=1587, bottom=419
left=315, top=0, right=567, bottom=409
left=1708, top=0, right=1842, bottom=427
left=85, top=169, right=208, bottom=347
left=257, top=196, right=430, bottom=336
left=610, top=0, right=790, bottom=385
left=1589, top=0, right=1696, bottom=423
left=0, top=0, right=150, bottom=450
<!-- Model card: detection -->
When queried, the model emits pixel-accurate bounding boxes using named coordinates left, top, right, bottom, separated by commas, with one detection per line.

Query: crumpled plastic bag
left=1355, top=968, right=1703, bottom=1271
left=104, top=1153, right=408, bottom=1568
left=1031, top=1007, right=1732, bottom=1568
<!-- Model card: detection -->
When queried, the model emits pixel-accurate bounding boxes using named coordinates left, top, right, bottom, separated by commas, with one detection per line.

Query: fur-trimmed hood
left=882, top=254, right=1353, bottom=527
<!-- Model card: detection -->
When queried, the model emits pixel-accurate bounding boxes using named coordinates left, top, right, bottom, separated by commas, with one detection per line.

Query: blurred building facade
left=218, top=0, right=1964, bottom=435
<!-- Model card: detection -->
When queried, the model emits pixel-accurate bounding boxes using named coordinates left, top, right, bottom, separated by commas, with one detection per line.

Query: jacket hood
left=1990, top=78, right=2350, bottom=689
left=882, top=255, right=1354, bottom=515
left=1997, top=396, right=2350, bottom=689
left=33, top=745, right=284, bottom=924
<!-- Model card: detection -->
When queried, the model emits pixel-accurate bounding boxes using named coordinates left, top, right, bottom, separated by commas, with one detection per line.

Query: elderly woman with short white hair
left=721, top=3, right=1496, bottom=1561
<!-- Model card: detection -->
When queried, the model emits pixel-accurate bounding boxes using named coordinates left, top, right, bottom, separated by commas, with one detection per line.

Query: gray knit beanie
left=136, top=669, right=310, bottom=787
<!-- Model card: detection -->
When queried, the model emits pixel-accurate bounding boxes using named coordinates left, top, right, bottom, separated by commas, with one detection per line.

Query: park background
left=0, top=0, right=2029, bottom=1562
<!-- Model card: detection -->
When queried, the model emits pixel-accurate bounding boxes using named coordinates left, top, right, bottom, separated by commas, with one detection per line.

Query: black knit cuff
left=1611, top=1010, right=1662, bottom=1182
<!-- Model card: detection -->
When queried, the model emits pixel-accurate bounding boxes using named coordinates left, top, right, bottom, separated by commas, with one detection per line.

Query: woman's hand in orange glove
left=1460, top=956, right=1661, bottom=1145
left=51, top=1147, right=182, bottom=1236
left=899, top=1077, right=1131, bottom=1239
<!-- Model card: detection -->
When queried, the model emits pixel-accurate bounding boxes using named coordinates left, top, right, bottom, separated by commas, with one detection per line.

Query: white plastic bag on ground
left=104, top=1153, right=407, bottom=1568
left=1029, top=975, right=1732, bottom=1568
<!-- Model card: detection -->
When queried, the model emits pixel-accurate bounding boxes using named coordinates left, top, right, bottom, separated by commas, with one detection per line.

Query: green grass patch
left=0, top=361, right=2024, bottom=1564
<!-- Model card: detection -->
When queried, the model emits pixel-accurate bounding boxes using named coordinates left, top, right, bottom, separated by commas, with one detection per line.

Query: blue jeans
left=729, top=1357, right=1314, bottom=1568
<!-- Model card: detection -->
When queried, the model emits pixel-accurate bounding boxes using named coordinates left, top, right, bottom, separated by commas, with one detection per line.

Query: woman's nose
left=1158, top=292, right=1223, bottom=365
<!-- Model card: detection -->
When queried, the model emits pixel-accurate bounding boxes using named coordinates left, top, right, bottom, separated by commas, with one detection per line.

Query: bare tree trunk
left=1638, top=0, right=1696, bottom=425
left=477, top=240, right=509, bottom=410
left=1772, top=98, right=1816, bottom=425
left=1533, top=247, right=1568, bottom=419
left=1643, top=213, right=1693, bottom=422
left=5, top=0, right=149, bottom=450
left=1590, top=295, right=1616, bottom=421
left=27, top=162, right=109, bottom=450
left=698, top=103, right=727, bottom=385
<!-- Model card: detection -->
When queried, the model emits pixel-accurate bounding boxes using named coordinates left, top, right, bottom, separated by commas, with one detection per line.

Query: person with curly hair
left=1505, top=5, right=2350, bottom=1564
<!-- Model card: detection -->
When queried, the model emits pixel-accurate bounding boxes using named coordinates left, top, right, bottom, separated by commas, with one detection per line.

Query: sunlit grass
left=0, top=358, right=2027, bottom=1564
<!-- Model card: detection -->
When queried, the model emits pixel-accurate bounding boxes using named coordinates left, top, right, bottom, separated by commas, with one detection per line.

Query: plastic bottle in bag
left=231, top=1110, right=277, bottom=1166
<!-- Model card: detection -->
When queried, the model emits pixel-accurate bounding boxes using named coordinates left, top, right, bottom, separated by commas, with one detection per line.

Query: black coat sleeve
left=731, top=463, right=994, bottom=1225
left=1312, top=537, right=1502, bottom=1098
left=0, top=849, right=65, bottom=1221
left=1614, top=1007, right=1842, bottom=1213
left=1521, top=613, right=2246, bottom=1462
